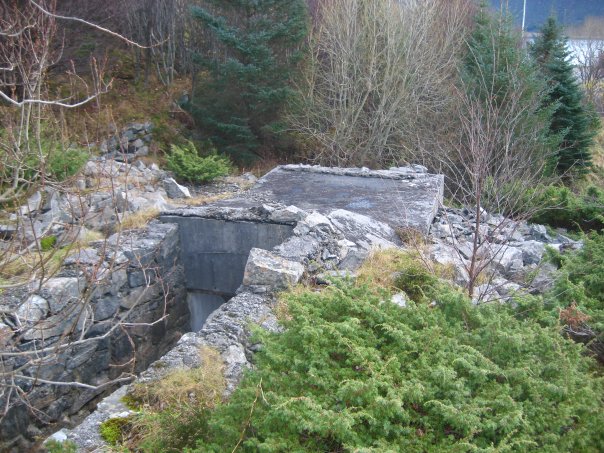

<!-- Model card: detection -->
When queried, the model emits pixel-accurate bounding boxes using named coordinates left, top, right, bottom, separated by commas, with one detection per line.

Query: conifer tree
left=188, top=0, right=308, bottom=162
left=458, top=7, right=558, bottom=196
left=531, top=16, right=600, bottom=176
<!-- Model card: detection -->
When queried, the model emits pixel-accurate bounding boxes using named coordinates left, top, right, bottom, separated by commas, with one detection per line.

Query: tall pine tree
left=461, top=6, right=558, bottom=179
left=530, top=16, right=600, bottom=177
left=188, top=0, right=308, bottom=162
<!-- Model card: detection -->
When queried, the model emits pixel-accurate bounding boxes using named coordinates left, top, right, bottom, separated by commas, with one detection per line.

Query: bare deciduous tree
left=567, top=16, right=604, bottom=114
left=125, top=0, right=193, bottom=86
left=290, top=0, right=474, bottom=167
left=0, top=2, right=181, bottom=448
left=435, top=54, right=558, bottom=298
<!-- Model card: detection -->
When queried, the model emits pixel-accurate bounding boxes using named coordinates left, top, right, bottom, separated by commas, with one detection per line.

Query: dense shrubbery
left=548, top=232, right=604, bottom=352
left=185, top=282, right=602, bottom=452
left=124, top=255, right=604, bottom=452
left=529, top=184, right=604, bottom=231
left=47, top=146, right=89, bottom=181
left=166, top=141, right=231, bottom=184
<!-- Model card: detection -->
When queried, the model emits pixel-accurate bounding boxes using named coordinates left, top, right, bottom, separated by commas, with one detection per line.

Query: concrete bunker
left=48, top=165, right=446, bottom=450
left=159, top=165, right=444, bottom=332
left=161, top=215, right=294, bottom=330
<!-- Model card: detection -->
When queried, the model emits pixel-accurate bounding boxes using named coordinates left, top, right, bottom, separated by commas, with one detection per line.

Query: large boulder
left=243, top=248, right=305, bottom=290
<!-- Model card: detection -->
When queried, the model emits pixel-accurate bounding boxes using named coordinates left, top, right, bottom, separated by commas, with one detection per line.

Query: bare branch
left=28, top=0, right=154, bottom=49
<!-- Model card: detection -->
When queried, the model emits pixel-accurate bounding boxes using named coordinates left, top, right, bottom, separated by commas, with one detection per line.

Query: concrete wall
left=161, top=216, right=294, bottom=329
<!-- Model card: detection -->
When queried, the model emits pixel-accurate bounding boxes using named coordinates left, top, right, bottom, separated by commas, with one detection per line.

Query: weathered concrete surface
left=213, top=165, right=444, bottom=234
left=161, top=217, right=294, bottom=295
left=160, top=215, right=294, bottom=329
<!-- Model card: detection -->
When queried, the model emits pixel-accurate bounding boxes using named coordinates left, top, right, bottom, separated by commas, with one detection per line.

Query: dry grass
left=242, top=157, right=284, bottom=178
left=77, top=229, right=105, bottom=245
left=356, top=249, right=413, bottom=290
left=59, top=72, right=193, bottom=154
left=128, top=346, right=225, bottom=412
left=0, top=248, right=70, bottom=283
left=174, top=192, right=235, bottom=207
left=356, top=248, right=457, bottom=292
left=0, top=227, right=105, bottom=285
left=122, top=346, right=226, bottom=451
left=119, top=208, right=160, bottom=231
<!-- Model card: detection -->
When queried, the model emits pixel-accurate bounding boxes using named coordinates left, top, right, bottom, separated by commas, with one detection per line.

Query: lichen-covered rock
left=243, top=248, right=305, bottom=290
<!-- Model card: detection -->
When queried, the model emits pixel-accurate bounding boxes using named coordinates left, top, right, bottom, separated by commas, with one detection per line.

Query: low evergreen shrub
left=529, top=184, right=604, bottom=232
left=176, top=279, right=603, bottom=452
left=166, top=141, right=231, bottom=184
left=548, top=232, right=604, bottom=357
left=47, top=147, right=89, bottom=181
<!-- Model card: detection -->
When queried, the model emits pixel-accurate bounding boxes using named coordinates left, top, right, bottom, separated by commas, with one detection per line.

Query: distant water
left=567, top=39, right=604, bottom=65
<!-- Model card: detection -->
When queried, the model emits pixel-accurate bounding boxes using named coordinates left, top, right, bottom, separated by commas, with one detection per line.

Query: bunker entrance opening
left=161, top=216, right=294, bottom=330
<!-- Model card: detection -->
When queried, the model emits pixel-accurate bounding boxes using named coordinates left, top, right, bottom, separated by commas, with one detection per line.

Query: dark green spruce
left=461, top=6, right=559, bottom=179
left=188, top=0, right=308, bottom=162
left=531, top=16, right=600, bottom=177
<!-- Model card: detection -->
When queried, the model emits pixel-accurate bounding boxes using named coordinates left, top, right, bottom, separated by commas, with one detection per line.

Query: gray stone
left=163, top=178, right=191, bottom=199
left=391, top=292, right=407, bottom=308
left=520, top=240, right=546, bottom=265
left=304, top=211, right=333, bottom=231
left=41, top=277, right=82, bottom=313
left=130, top=122, right=145, bottom=132
left=135, top=146, right=149, bottom=157
left=0, top=224, right=17, bottom=240
left=530, top=262, right=558, bottom=294
left=19, top=191, right=42, bottom=216
left=63, top=248, right=100, bottom=266
left=115, top=191, right=130, bottom=213
left=274, top=235, right=320, bottom=262
left=243, top=248, right=304, bottom=290
left=128, top=270, right=153, bottom=288
left=527, top=223, right=550, bottom=242
left=328, top=209, right=400, bottom=250
left=16, top=295, right=49, bottom=324
left=94, top=295, right=120, bottom=321
left=493, top=246, right=524, bottom=276
left=472, top=284, right=499, bottom=305
left=269, top=205, right=306, bottom=223
left=75, top=179, right=86, bottom=191
left=0, top=321, right=12, bottom=347
left=22, top=306, right=90, bottom=340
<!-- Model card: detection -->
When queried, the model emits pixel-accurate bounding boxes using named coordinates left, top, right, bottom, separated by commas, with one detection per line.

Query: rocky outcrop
left=0, top=222, right=188, bottom=452
left=99, top=122, right=153, bottom=161
left=428, top=207, right=579, bottom=303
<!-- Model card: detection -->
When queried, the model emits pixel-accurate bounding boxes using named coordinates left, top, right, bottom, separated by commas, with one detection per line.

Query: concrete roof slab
left=218, top=165, right=444, bottom=234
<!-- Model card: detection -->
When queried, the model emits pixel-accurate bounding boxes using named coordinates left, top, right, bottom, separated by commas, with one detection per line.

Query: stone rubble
left=428, top=207, right=580, bottom=304
left=0, top=222, right=188, bottom=452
